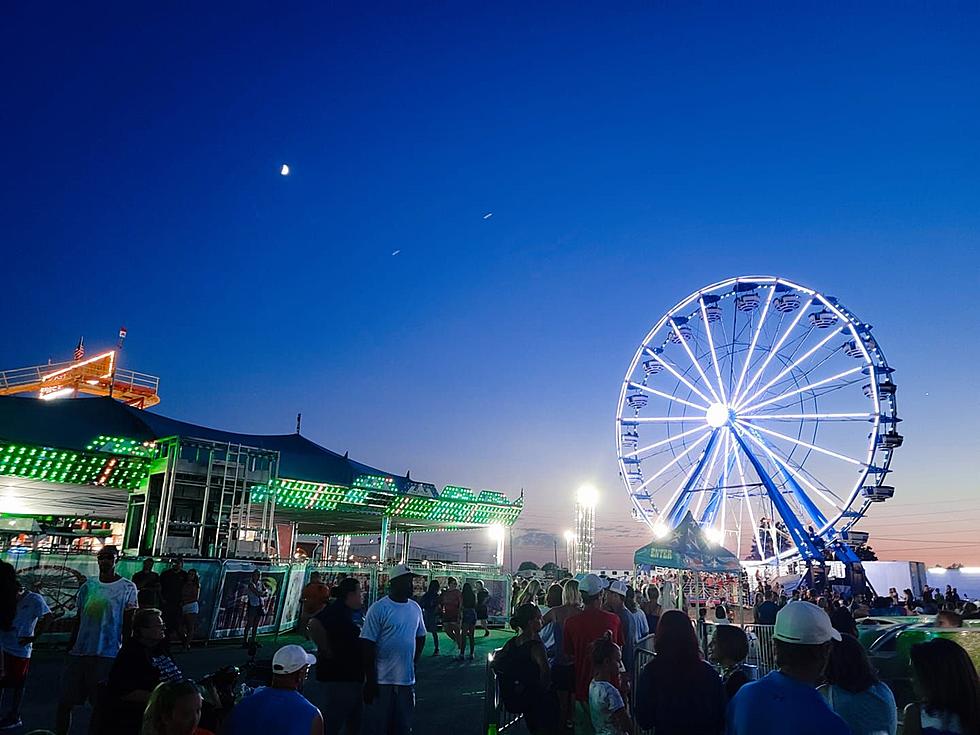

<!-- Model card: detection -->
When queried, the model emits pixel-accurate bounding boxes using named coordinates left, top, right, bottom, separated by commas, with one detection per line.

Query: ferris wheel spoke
left=630, top=430, right=712, bottom=495
left=738, top=297, right=814, bottom=406
left=734, top=419, right=862, bottom=466
left=734, top=326, right=844, bottom=411
left=624, top=416, right=707, bottom=423
left=730, top=287, right=775, bottom=405
left=746, top=376, right=866, bottom=415
left=737, top=424, right=843, bottom=513
left=698, top=299, right=729, bottom=404
left=669, top=319, right=722, bottom=404
left=731, top=433, right=764, bottom=563
left=739, top=366, right=864, bottom=414
left=698, top=429, right=731, bottom=528
left=718, top=429, right=730, bottom=539
left=642, top=347, right=715, bottom=405
left=738, top=412, right=872, bottom=422
left=621, top=425, right=708, bottom=459
left=627, top=382, right=709, bottom=412
left=743, top=344, right=845, bottom=411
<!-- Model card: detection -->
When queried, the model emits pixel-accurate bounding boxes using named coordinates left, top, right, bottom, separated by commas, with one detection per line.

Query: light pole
left=488, top=524, right=506, bottom=567
left=574, top=485, right=598, bottom=575
left=564, top=529, right=575, bottom=574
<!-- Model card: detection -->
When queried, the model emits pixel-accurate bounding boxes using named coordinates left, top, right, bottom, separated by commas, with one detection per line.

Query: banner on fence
left=278, top=563, right=309, bottom=633
left=211, top=562, right=288, bottom=639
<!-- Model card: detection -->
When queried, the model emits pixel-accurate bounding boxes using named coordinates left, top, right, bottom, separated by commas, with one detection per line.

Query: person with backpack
left=492, top=603, right=559, bottom=734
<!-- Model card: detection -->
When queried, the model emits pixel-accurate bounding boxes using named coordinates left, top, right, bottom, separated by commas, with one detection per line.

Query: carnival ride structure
left=0, top=350, right=160, bottom=408
left=616, top=276, right=902, bottom=572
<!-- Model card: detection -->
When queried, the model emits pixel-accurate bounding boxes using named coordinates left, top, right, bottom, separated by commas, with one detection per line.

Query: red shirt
left=562, top=606, right=623, bottom=701
left=440, top=588, right=462, bottom=621
left=302, top=582, right=331, bottom=614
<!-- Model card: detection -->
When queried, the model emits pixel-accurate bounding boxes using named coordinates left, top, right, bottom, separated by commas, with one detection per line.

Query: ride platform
left=0, top=350, right=160, bottom=408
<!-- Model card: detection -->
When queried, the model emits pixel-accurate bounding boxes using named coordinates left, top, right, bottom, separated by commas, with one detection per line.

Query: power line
left=874, top=537, right=979, bottom=545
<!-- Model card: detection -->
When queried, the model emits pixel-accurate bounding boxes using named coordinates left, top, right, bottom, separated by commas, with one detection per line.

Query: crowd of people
left=498, top=573, right=980, bottom=735
left=43, top=553, right=500, bottom=735
left=0, top=547, right=975, bottom=734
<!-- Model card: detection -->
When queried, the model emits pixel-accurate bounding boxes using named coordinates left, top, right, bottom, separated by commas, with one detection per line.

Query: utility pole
left=463, top=542, right=472, bottom=562
left=553, top=539, right=559, bottom=567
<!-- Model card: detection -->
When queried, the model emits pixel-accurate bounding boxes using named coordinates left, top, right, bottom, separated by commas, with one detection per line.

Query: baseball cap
left=272, top=644, right=317, bottom=675
left=773, top=601, right=842, bottom=644
left=387, top=563, right=419, bottom=580
left=578, top=573, right=606, bottom=597
left=608, top=580, right=628, bottom=597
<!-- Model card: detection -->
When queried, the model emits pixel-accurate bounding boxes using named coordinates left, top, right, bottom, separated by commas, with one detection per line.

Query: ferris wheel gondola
left=616, top=276, right=901, bottom=565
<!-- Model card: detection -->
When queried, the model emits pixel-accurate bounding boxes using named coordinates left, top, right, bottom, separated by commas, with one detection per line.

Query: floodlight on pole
left=576, top=484, right=599, bottom=508
left=488, top=524, right=506, bottom=566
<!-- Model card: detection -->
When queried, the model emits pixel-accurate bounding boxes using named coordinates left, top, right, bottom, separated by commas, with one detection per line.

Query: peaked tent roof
left=0, top=395, right=406, bottom=488
left=633, top=511, right=742, bottom=573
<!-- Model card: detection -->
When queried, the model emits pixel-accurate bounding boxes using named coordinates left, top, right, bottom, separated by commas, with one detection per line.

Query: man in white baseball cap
left=223, top=644, right=323, bottom=735
left=604, top=580, right=636, bottom=672
left=360, top=564, right=427, bottom=734
left=727, top=601, right=848, bottom=735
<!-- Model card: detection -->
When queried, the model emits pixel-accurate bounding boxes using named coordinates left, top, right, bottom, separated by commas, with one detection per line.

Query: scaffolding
left=125, top=437, right=278, bottom=558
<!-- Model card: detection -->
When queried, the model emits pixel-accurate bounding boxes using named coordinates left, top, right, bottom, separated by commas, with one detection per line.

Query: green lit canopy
left=0, top=396, right=522, bottom=531
left=634, top=512, right=741, bottom=573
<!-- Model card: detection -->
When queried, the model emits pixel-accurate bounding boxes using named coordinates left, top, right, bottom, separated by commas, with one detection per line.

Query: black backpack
left=492, top=643, right=537, bottom=714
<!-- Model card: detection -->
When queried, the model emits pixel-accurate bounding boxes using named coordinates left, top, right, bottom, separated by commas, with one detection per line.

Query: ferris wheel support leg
left=738, top=426, right=829, bottom=529
left=730, top=431, right=822, bottom=561
left=662, top=431, right=721, bottom=528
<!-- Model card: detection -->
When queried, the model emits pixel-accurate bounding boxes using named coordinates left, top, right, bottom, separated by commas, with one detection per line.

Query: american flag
left=74, top=337, right=84, bottom=361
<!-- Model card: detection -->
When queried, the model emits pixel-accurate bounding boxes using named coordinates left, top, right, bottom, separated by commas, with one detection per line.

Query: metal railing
left=742, top=624, right=776, bottom=676
left=633, top=634, right=657, bottom=735
left=632, top=624, right=773, bottom=734
left=483, top=648, right=525, bottom=734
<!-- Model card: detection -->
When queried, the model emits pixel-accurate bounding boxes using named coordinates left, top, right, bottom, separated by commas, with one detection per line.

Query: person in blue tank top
left=223, top=644, right=324, bottom=735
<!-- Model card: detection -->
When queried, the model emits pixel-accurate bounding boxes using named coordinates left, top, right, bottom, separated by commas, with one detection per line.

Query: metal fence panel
left=743, top=624, right=776, bottom=676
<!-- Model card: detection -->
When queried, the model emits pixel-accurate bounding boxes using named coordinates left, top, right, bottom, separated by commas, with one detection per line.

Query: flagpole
left=110, top=326, right=127, bottom=400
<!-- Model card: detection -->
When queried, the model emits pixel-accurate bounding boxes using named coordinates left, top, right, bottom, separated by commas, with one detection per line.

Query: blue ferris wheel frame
left=615, top=276, right=902, bottom=565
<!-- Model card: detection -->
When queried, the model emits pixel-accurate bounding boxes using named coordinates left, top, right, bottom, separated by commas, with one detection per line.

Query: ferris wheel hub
left=705, top=402, right=732, bottom=429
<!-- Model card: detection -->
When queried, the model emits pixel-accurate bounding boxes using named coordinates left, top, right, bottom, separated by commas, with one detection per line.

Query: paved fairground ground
left=22, top=629, right=511, bottom=734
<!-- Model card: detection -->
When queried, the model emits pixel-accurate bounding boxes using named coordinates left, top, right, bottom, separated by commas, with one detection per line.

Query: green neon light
left=353, top=475, right=399, bottom=492
left=85, top=435, right=157, bottom=458
left=440, top=485, right=475, bottom=501
left=251, top=476, right=522, bottom=526
left=0, top=442, right=149, bottom=490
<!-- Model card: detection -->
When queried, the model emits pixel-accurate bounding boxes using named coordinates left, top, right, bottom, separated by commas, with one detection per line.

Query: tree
left=854, top=544, right=878, bottom=561
left=541, top=562, right=561, bottom=575
left=517, top=561, right=540, bottom=571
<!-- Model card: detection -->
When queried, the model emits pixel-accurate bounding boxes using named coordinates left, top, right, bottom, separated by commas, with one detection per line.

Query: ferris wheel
left=616, top=276, right=902, bottom=565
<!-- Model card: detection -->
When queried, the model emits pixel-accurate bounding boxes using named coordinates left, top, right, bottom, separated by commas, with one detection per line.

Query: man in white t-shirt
left=55, top=545, right=138, bottom=735
left=360, top=564, right=427, bottom=735
left=0, top=564, right=53, bottom=730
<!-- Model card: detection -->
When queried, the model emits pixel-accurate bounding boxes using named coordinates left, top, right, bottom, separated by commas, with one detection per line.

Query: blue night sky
left=3, top=4, right=979, bottom=566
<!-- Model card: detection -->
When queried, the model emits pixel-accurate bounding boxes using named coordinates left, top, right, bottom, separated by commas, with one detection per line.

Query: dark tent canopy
left=634, top=511, right=742, bottom=573
left=0, top=395, right=405, bottom=488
